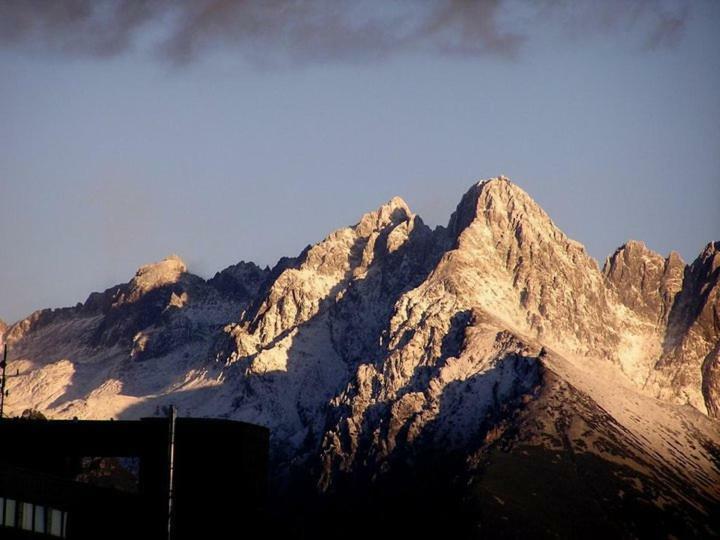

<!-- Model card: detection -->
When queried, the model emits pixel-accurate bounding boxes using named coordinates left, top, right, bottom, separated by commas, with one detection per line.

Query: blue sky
left=1, top=0, right=719, bottom=323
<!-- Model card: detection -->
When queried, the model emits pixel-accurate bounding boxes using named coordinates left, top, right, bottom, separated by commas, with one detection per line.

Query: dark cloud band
left=0, top=0, right=691, bottom=64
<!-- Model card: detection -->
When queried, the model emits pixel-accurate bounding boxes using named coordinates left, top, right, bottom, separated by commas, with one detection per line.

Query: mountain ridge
left=2, top=176, right=719, bottom=537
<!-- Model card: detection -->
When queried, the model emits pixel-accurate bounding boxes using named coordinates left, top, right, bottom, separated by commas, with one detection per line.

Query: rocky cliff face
left=658, top=242, right=720, bottom=416
left=603, top=240, right=685, bottom=325
left=603, top=238, right=720, bottom=416
left=2, top=177, right=719, bottom=537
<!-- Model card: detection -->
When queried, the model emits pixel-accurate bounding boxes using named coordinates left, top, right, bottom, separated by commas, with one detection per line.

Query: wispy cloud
left=0, top=0, right=692, bottom=65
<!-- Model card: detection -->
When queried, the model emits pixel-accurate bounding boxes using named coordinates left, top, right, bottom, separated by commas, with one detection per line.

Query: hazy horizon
left=2, top=0, right=719, bottom=323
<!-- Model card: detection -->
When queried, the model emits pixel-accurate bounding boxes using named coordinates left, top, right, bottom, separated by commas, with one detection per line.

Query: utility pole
left=0, top=344, right=7, bottom=419
left=0, top=344, right=19, bottom=419
left=167, top=405, right=177, bottom=540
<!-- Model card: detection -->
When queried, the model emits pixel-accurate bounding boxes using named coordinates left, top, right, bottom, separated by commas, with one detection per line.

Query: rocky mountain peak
left=428, top=176, right=613, bottom=362
left=447, top=176, right=561, bottom=249
left=643, top=239, right=720, bottom=416
left=667, top=249, right=685, bottom=267
left=208, top=260, right=270, bottom=301
left=699, top=241, right=720, bottom=271
left=355, top=196, right=411, bottom=237
left=225, top=195, right=424, bottom=356
left=616, top=239, right=654, bottom=254
left=477, top=177, right=555, bottom=235
left=603, top=240, right=685, bottom=325
left=129, top=254, right=187, bottom=298
left=606, top=240, right=686, bottom=269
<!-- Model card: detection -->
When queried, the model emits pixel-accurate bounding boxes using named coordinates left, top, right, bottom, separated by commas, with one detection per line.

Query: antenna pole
left=167, top=405, right=177, bottom=540
left=0, top=344, right=7, bottom=419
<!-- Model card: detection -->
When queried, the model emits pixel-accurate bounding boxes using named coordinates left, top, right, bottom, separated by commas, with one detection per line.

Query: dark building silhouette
left=0, top=417, right=269, bottom=539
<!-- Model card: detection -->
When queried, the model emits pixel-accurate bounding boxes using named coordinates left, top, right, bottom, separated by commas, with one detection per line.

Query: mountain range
left=3, top=177, right=719, bottom=538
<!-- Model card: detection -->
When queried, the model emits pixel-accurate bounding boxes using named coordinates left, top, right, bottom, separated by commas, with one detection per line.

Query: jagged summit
left=603, top=239, right=686, bottom=327
left=208, top=260, right=269, bottom=301
left=602, top=240, right=668, bottom=284
left=129, top=254, right=188, bottom=297
left=474, top=176, right=558, bottom=233
left=446, top=176, right=560, bottom=246
left=355, top=195, right=412, bottom=236
left=701, top=240, right=720, bottom=264
left=618, top=239, right=654, bottom=253
left=135, top=253, right=187, bottom=276
left=605, top=239, right=685, bottom=266
left=385, top=195, right=411, bottom=213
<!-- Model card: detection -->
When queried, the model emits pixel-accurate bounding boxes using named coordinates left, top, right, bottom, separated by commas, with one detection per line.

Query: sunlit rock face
left=604, top=238, right=720, bottom=417
left=3, top=177, right=719, bottom=537
left=656, top=242, right=720, bottom=416
left=603, top=240, right=685, bottom=325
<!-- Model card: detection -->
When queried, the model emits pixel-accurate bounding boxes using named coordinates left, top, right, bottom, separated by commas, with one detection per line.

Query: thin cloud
left=0, top=0, right=692, bottom=65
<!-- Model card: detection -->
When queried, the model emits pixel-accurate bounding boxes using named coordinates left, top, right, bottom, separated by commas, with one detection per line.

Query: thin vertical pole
left=167, top=405, right=177, bottom=540
left=0, top=344, right=7, bottom=419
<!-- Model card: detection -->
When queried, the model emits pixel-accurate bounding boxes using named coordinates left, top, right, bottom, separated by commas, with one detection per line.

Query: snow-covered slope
left=3, top=177, right=719, bottom=537
left=2, top=255, right=268, bottom=419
